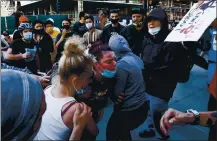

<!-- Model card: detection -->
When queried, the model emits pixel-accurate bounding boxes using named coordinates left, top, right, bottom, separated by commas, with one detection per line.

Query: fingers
left=115, top=93, right=124, bottom=105
left=160, top=108, right=176, bottom=136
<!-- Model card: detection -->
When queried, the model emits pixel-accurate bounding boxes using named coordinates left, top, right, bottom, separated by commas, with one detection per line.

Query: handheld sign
left=165, top=0, right=216, bottom=42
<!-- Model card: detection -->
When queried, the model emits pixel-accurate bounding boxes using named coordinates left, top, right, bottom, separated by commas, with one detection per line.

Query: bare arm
left=6, top=48, right=26, bottom=60
left=160, top=108, right=217, bottom=136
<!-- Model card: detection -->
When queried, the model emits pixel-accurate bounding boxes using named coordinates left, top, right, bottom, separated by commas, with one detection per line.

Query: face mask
left=148, top=27, right=161, bottom=35
left=72, top=81, right=87, bottom=95
left=23, top=32, right=33, bottom=41
left=101, top=69, right=116, bottom=78
left=86, top=23, right=93, bottom=30
left=46, top=27, right=53, bottom=34
left=110, top=18, right=119, bottom=24
left=34, top=29, right=44, bottom=34
left=133, top=21, right=143, bottom=27
left=62, top=25, right=70, bottom=30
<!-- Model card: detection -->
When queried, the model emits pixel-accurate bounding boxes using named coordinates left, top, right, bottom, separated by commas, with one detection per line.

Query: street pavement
left=96, top=63, right=210, bottom=140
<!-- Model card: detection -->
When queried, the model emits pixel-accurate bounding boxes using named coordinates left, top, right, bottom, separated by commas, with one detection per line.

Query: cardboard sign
left=165, top=0, right=216, bottom=42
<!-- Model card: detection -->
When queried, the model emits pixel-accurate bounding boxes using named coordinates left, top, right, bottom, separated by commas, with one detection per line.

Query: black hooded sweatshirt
left=141, top=8, right=185, bottom=100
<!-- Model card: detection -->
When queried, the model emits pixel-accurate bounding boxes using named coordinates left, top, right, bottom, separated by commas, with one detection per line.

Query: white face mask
left=148, top=27, right=161, bottom=35
left=86, top=23, right=93, bottom=30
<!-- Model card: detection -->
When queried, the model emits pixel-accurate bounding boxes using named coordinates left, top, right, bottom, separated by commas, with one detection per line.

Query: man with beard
left=99, top=9, right=124, bottom=43
left=120, top=7, right=148, bottom=56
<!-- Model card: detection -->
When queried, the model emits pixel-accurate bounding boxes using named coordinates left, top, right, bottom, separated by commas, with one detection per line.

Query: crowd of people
left=1, top=4, right=216, bottom=141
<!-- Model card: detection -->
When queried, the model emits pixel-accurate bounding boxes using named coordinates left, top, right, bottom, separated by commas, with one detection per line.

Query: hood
left=1, top=70, right=43, bottom=140
left=109, top=35, right=144, bottom=70
left=109, top=34, right=132, bottom=57
left=147, top=8, right=170, bottom=42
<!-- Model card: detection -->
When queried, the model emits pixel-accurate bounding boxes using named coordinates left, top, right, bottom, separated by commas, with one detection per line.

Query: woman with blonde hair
left=34, top=36, right=99, bottom=140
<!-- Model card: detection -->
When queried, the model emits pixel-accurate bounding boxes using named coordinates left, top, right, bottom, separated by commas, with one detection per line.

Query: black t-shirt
left=120, top=25, right=147, bottom=56
left=55, top=32, right=74, bottom=62
left=13, top=30, right=22, bottom=40
left=83, top=78, right=115, bottom=111
left=99, top=23, right=125, bottom=43
left=7, top=39, right=38, bottom=74
left=72, top=21, right=87, bottom=37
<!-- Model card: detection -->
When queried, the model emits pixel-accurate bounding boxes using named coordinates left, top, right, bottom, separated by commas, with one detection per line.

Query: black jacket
left=142, top=8, right=184, bottom=100
left=99, top=23, right=124, bottom=43
left=120, top=24, right=147, bottom=56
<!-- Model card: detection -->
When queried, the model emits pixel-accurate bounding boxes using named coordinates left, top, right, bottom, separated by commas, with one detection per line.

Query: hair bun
left=64, top=36, right=86, bottom=57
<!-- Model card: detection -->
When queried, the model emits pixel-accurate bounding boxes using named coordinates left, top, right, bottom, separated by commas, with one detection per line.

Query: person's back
left=34, top=86, right=76, bottom=140
left=116, top=54, right=147, bottom=111
left=109, top=35, right=147, bottom=111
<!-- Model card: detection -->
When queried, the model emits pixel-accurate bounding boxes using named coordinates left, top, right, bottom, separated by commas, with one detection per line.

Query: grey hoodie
left=109, top=35, right=147, bottom=111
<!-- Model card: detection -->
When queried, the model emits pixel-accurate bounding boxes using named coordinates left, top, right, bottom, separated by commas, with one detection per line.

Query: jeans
left=146, top=94, right=169, bottom=138
left=106, top=101, right=149, bottom=140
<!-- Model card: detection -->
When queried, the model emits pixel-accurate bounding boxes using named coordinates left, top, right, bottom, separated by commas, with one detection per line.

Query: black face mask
left=110, top=18, right=119, bottom=24
left=34, top=29, right=44, bottom=34
left=62, top=25, right=70, bottom=30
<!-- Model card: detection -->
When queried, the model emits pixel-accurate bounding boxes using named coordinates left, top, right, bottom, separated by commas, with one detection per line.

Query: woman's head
left=89, top=41, right=116, bottom=81
left=62, top=19, right=71, bottom=30
left=146, top=8, right=169, bottom=36
left=33, top=20, right=44, bottom=34
left=58, top=36, right=93, bottom=95
left=18, top=22, right=33, bottom=41
left=1, top=70, right=46, bottom=140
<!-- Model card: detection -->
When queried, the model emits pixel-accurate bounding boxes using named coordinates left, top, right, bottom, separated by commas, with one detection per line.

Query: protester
left=99, top=9, right=125, bottom=43
left=160, top=108, right=217, bottom=141
left=1, top=35, right=10, bottom=48
left=34, top=36, right=98, bottom=140
left=1, top=69, right=46, bottom=140
left=6, top=22, right=40, bottom=74
left=45, top=18, right=61, bottom=41
left=107, top=35, right=148, bottom=140
left=55, top=19, right=74, bottom=62
left=83, top=15, right=102, bottom=46
left=73, top=11, right=88, bottom=37
left=13, top=15, right=29, bottom=40
left=1, top=69, right=93, bottom=141
left=120, top=7, right=147, bottom=56
left=33, top=20, right=54, bottom=72
left=139, top=8, right=186, bottom=140
left=95, top=10, right=108, bottom=30
left=84, top=41, right=117, bottom=122
left=44, top=18, right=61, bottom=64
left=2, top=31, right=13, bottom=45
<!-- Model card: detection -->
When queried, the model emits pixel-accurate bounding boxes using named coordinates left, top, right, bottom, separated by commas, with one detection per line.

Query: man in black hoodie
left=139, top=8, right=185, bottom=140
left=99, top=9, right=124, bottom=43
left=120, top=7, right=148, bottom=56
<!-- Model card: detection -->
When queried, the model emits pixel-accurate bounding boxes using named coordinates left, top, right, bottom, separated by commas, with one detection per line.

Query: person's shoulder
left=95, top=29, right=102, bottom=33
left=12, top=38, right=23, bottom=44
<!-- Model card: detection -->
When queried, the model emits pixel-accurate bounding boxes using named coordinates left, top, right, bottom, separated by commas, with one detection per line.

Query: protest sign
left=165, top=0, right=216, bottom=42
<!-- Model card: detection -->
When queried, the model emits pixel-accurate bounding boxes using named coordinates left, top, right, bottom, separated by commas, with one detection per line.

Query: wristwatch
left=186, top=109, right=200, bottom=125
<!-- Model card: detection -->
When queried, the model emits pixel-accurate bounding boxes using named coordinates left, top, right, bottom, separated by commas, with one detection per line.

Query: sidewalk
left=96, top=64, right=210, bottom=140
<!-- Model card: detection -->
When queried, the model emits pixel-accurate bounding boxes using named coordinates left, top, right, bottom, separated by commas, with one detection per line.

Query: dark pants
left=208, top=94, right=217, bottom=141
left=106, top=101, right=149, bottom=141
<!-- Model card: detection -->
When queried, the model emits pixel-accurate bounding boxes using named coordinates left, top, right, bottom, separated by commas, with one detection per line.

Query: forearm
left=199, top=111, right=217, bottom=127
left=69, top=127, right=83, bottom=141
left=56, top=38, right=64, bottom=48
left=7, top=53, right=23, bottom=60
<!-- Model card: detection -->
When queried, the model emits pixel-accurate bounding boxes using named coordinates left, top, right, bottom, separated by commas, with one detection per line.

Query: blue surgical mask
left=101, top=69, right=116, bottom=78
left=72, top=81, right=87, bottom=95
left=148, top=27, right=161, bottom=35
left=23, top=32, right=33, bottom=41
